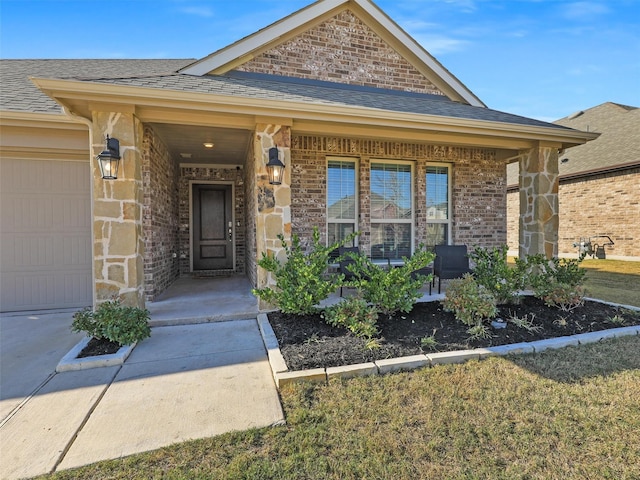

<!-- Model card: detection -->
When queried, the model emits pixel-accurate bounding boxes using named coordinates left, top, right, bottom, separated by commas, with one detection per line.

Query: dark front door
left=192, top=184, right=233, bottom=270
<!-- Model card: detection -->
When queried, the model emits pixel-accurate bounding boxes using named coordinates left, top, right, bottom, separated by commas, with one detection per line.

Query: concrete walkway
left=0, top=313, right=284, bottom=480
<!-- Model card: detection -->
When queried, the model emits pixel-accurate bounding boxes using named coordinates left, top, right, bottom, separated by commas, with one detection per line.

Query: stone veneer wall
left=178, top=166, right=246, bottom=275
left=290, top=136, right=505, bottom=254
left=236, top=10, right=444, bottom=96
left=142, top=126, right=180, bottom=301
left=245, top=141, right=258, bottom=287
left=508, top=167, right=640, bottom=258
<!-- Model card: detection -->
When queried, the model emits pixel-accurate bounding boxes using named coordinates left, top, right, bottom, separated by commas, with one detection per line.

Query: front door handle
left=228, top=222, right=232, bottom=242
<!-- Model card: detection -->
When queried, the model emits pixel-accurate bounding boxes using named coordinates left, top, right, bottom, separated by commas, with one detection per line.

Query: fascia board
left=179, top=0, right=346, bottom=76
left=31, top=77, right=597, bottom=147
left=0, top=110, right=88, bottom=130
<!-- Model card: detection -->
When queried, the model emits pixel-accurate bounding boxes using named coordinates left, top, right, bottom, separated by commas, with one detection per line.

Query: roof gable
left=179, top=0, right=484, bottom=107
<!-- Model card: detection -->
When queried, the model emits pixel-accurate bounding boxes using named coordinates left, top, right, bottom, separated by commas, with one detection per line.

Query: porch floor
left=147, top=276, right=260, bottom=326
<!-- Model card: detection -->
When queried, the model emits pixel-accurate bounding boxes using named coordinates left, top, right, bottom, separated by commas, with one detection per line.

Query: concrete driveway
left=0, top=312, right=284, bottom=479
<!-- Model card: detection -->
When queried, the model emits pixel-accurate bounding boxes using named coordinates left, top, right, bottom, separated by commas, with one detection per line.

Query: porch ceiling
left=148, top=123, right=253, bottom=165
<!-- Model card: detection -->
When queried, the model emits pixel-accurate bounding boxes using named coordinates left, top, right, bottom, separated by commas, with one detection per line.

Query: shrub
left=524, top=254, right=587, bottom=311
left=469, top=245, right=526, bottom=305
left=72, top=298, right=151, bottom=346
left=442, top=274, right=498, bottom=326
left=322, top=296, right=379, bottom=341
left=253, top=227, right=356, bottom=314
left=343, top=246, right=434, bottom=316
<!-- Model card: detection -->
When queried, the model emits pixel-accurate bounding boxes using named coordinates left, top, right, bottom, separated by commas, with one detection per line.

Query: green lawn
left=38, top=259, right=640, bottom=480
left=40, top=334, right=640, bottom=480
left=581, top=259, right=640, bottom=307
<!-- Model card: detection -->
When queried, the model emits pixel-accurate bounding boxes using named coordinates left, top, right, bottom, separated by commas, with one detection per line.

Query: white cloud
left=179, top=6, right=214, bottom=18
left=559, top=2, right=610, bottom=21
left=413, top=34, right=470, bottom=54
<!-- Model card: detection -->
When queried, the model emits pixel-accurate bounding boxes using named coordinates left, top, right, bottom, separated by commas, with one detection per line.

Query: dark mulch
left=268, top=296, right=640, bottom=371
left=78, top=337, right=122, bottom=358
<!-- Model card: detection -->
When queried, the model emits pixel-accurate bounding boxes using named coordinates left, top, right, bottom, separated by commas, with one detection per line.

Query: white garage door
left=0, top=158, right=92, bottom=312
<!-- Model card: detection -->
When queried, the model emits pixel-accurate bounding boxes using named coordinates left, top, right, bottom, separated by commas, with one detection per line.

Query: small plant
left=467, top=323, right=491, bottom=341
left=323, top=296, right=380, bottom=341
left=607, top=314, right=627, bottom=326
left=253, top=227, right=357, bottom=314
left=507, top=312, right=542, bottom=333
left=344, top=246, right=434, bottom=316
left=420, top=330, right=439, bottom=351
left=443, top=274, right=498, bottom=327
left=554, top=316, right=568, bottom=327
left=72, top=298, right=151, bottom=346
left=524, top=254, right=587, bottom=310
left=469, top=245, right=525, bottom=305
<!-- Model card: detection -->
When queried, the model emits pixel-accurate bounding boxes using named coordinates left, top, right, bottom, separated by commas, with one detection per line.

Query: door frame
left=189, top=180, right=236, bottom=272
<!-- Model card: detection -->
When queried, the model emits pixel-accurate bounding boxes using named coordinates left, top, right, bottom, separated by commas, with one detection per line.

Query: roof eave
left=30, top=76, right=596, bottom=148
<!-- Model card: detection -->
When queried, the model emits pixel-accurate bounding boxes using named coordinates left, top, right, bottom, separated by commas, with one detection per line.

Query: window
left=327, top=159, right=357, bottom=247
left=426, top=164, right=451, bottom=246
left=370, top=161, right=413, bottom=259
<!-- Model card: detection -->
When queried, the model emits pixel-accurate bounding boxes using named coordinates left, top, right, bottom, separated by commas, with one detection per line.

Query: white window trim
left=370, top=159, right=415, bottom=256
left=326, top=156, right=359, bottom=246
left=426, top=162, right=452, bottom=245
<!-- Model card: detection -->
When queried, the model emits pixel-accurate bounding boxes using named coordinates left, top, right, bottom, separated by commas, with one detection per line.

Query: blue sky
left=1, top=0, right=639, bottom=121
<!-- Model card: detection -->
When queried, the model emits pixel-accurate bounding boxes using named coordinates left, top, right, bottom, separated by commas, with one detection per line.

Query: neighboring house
left=0, top=0, right=596, bottom=312
left=507, top=102, right=640, bottom=260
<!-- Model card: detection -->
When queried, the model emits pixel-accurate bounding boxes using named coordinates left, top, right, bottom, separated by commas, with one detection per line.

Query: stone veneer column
left=91, top=111, right=145, bottom=308
left=254, top=124, right=291, bottom=302
left=519, top=143, right=560, bottom=259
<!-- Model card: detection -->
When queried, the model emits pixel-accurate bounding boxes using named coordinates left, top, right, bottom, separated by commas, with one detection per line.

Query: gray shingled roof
left=507, top=102, right=640, bottom=185
left=0, top=59, right=193, bottom=113
left=2, top=59, right=572, bottom=132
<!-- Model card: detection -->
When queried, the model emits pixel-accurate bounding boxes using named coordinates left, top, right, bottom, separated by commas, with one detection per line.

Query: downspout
left=61, top=106, right=97, bottom=309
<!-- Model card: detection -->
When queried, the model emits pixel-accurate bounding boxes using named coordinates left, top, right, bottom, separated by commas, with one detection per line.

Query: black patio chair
left=410, top=266, right=433, bottom=295
left=433, top=245, right=473, bottom=294
left=338, top=246, right=366, bottom=296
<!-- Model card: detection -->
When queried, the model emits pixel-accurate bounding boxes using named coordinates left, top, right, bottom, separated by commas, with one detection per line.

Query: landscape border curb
left=56, top=337, right=136, bottom=372
left=257, top=299, right=640, bottom=389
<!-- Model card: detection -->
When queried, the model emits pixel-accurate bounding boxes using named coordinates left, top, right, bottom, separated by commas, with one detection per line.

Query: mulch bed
left=268, top=296, right=640, bottom=371
left=78, top=337, right=122, bottom=358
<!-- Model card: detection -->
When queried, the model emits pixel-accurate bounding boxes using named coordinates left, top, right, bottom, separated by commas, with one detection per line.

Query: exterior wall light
left=266, top=147, right=285, bottom=185
left=96, top=135, right=121, bottom=179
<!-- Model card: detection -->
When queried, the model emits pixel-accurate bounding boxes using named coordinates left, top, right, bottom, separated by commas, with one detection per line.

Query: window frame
left=326, top=156, right=359, bottom=247
left=425, top=162, right=452, bottom=246
left=369, top=159, right=415, bottom=258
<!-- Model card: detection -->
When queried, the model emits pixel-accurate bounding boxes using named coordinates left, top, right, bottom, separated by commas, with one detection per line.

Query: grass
left=580, top=259, right=640, bottom=307
left=36, top=258, right=639, bottom=480
left=38, top=335, right=640, bottom=480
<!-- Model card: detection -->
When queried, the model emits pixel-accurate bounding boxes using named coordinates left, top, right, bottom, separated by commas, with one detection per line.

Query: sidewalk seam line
left=0, top=372, right=56, bottom=428
left=50, top=365, right=122, bottom=474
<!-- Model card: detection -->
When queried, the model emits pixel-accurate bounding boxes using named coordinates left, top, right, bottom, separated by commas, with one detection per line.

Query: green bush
left=253, top=227, right=356, bottom=314
left=442, top=274, right=498, bottom=326
left=343, top=246, right=434, bottom=316
left=72, top=298, right=151, bottom=346
left=323, top=296, right=379, bottom=341
left=524, top=254, right=587, bottom=310
left=469, top=245, right=526, bottom=305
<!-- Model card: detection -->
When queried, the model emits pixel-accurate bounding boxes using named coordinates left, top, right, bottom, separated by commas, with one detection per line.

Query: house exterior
left=507, top=102, right=640, bottom=260
left=0, top=0, right=597, bottom=313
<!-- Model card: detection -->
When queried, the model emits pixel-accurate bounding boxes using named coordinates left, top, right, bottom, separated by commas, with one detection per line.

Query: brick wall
left=178, top=167, right=246, bottom=276
left=291, top=135, right=504, bottom=254
left=237, top=10, right=444, bottom=96
left=507, top=167, right=639, bottom=258
left=142, top=126, right=180, bottom=300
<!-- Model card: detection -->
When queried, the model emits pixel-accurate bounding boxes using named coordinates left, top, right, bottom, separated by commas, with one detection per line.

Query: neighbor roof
left=507, top=102, right=640, bottom=186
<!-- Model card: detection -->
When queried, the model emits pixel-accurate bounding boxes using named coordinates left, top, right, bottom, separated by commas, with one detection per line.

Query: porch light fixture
left=96, top=135, right=121, bottom=180
left=266, top=147, right=285, bottom=185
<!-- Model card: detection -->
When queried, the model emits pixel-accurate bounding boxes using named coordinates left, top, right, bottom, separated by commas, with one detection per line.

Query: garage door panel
left=1, top=158, right=92, bottom=312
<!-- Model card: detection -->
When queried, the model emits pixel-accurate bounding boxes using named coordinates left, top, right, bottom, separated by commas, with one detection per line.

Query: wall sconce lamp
left=266, top=147, right=285, bottom=185
left=96, top=135, right=121, bottom=179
